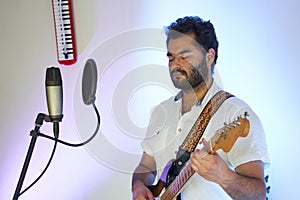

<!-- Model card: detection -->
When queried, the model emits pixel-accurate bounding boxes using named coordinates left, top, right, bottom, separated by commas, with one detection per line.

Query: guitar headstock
left=210, top=112, right=250, bottom=153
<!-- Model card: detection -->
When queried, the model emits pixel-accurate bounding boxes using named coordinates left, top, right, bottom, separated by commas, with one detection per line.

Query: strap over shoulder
left=179, top=90, right=234, bottom=153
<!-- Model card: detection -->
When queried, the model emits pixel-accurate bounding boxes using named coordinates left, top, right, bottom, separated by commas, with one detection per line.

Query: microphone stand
left=12, top=113, right=49, bottom=200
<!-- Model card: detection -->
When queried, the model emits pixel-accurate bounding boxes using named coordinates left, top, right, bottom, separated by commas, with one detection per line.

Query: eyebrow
left=166, top=49, right=192, bottom=57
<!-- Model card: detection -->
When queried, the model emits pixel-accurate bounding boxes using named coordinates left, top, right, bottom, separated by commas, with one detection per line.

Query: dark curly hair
left=165, top=16, right=219, bottom=67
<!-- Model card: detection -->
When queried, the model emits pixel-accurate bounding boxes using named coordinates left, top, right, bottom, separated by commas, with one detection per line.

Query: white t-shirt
left=141, top=81, right=270, bottom=199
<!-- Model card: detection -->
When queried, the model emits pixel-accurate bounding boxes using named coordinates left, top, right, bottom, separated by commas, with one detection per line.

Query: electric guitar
left=148, top=114, right=250, bottom=200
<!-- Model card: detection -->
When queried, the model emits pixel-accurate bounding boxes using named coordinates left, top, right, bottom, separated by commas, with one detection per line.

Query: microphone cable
left=18, top=135, right=58, bottom=196
left=38, top=102, right=100, bottom=147
left=17, top=102, right=100, bottom=197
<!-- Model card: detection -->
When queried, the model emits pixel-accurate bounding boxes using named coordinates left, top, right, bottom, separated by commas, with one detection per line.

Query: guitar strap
left=166, top=90, right=234, bottom=198
left=180, top=90, right=234, bottom=153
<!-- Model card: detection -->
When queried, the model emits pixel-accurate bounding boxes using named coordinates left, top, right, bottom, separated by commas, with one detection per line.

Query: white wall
left=1, top=0, right=299, bottom=199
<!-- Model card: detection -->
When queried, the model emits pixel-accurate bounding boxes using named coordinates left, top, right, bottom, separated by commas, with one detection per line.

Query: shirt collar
left=173, top=89, right=205, bottom=107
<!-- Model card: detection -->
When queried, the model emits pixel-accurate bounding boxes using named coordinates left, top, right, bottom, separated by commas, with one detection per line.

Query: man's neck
left=181, top=80, right=212, bottom=115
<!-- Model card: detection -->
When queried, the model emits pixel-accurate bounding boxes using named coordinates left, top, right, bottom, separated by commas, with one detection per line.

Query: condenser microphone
left=82, top=59, right=98, bottom=105
left=45, top=67, right=63, bottom=122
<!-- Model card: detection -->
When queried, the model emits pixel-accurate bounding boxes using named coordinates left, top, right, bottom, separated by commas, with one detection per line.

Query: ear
left=206, top=48, right=216, bottom=66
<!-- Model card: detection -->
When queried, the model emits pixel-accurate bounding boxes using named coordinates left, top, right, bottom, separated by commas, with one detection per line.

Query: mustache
left=171, top=69, right=187, bottom=76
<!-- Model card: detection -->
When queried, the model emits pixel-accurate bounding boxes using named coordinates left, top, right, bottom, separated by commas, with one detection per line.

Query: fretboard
left=160, top=163, right=195, bottom=200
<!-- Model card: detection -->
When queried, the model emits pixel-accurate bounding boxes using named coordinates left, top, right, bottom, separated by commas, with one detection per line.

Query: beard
left=170, top=59, right=209, bottom=90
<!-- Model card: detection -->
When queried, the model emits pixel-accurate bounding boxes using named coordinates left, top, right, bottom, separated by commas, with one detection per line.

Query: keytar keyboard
left=52, top=0, right=77, bottom=65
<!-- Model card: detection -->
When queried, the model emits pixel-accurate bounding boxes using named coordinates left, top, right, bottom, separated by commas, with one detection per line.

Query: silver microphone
left=45, top=67, right=63, bottom=122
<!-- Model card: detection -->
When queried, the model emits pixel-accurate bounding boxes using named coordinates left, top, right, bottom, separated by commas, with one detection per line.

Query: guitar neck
left=160, top=163, right=195, bottom=200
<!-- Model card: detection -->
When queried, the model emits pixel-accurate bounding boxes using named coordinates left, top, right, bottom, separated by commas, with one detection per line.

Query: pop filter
left=82, top=58, right=98, bottom=105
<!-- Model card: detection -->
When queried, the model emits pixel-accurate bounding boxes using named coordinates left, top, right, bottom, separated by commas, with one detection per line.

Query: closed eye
left=167, top=52, right=175, bottom=62
left=167, top=50, right=193, bottom=62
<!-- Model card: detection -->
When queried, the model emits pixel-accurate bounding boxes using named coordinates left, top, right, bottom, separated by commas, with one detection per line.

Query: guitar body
left=147, top=159, right=173, bottom=197
left=148, top=180, right=166, bottom=198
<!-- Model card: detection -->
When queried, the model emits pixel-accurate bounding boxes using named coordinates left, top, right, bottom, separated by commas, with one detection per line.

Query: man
left=131, top=16, right=269, bottom=200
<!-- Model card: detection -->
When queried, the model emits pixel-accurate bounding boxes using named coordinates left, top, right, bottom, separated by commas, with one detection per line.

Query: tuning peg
left=231, top=122, right=237, bottom=128
left=233, top=121, right=241, bottom=126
